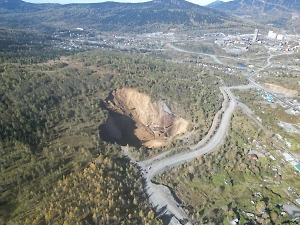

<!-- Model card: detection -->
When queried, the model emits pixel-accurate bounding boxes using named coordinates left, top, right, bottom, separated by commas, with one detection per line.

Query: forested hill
left=209, top=0, right=300, bottom=12
left=208, top=0, right=300, bottom=29
left=0, top=0, right=248, bottom=33
left=0, top=0, right=58, bottom=12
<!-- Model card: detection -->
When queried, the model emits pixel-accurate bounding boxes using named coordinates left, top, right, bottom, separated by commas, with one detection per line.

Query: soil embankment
left=100, top=88, right=188, bottom=148
left=264, top=83, right=298, bottom=95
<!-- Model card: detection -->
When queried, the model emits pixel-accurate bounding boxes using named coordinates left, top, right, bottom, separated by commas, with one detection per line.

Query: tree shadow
left=160, top=213, right=174, bottom=225
left=291, top=210, right=300, bottom=220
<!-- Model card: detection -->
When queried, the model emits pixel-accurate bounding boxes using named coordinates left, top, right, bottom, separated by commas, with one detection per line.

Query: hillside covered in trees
left=0, top=0, right=258, bottom=33
left=0, top=29, right=222, bottom=224
left=209, top=0, right=300, bottom=30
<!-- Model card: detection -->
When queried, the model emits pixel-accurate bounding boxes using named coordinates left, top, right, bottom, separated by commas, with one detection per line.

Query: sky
left=24, top=0, right=232, bottom=6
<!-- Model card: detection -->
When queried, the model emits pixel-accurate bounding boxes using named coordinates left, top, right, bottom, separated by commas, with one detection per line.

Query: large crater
left=100, top=88, right=189, bottom=148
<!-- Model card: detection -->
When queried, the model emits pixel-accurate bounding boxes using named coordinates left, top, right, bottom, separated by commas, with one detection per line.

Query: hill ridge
left=208, top=0, right=300, bottom=29
left=0, top=0, right=248, bottom=33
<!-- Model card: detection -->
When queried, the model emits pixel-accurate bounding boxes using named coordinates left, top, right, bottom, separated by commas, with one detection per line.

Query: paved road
left=167, top=43, right=223, bottom=65
left=122, top=84, right=237, bottom=224
left=190, top=87, right=229, bottom=150
left=135, top=86, right=237, bottom=224
left=135, top=83, right=298, bottom=224
left=225, top=85, right=272, bottom=135
left=121, top=43, right=299, bottom=224
left=246, top=50, right=298, bottom=111
left=120, top=52, right=266, bottom=224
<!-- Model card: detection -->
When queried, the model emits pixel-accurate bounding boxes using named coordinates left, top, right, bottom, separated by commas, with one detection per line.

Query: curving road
left=121, top=45, right=256, bottom=224
left=122, top=43, right=299, bottom=224
left=167, top=43, right=223, bottom=65
left=122, top=85, right=238, bottom=225
left=143, top=89, right=236, bottom=224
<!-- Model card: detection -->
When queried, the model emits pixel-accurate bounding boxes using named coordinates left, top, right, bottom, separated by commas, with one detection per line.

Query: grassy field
left=256, top=72, right=300, bottom=92
left=234, top=88, right=300, bottom=154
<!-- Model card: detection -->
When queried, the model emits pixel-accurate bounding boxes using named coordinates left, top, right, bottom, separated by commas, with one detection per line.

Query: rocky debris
left=100, top=88, right=188, bottom=148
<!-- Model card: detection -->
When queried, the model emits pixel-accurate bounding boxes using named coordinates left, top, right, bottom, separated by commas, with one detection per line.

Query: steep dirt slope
left=100, top=88, right=189, bottom=148
left=264, top=83, right=298, bottom=95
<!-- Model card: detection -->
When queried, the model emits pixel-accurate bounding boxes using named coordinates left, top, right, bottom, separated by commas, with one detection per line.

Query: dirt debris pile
left=264, top=83, right=298, bottom=96
left=100, top=88, right=189, bottom=148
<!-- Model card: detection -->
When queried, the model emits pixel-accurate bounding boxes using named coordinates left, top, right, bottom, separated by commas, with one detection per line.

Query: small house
left=248, top=154, right=258, bottom=160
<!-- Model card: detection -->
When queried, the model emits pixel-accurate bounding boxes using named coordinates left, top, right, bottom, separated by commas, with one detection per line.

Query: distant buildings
left=267, top=31, right=285, bottom=40
left=277, top=34, right=284, bottom=41
left=248, top=153, right=258, bottom=160
left=215, top=38, right=225, bottom=46
left=252, top=29, right=259, bottom=43
left=230, top=218, right=239, bottom=225
left=268, top=31, right=277, bottom=39
left=283, top=152, right=300, bottom=172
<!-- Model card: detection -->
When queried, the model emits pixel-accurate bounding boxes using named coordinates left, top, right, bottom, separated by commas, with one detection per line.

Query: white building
left=277, top=34, right=284, bottom=40
left=267, top=31, right=277, bottom=39
left=283, top=152, right=294, bottom=161
left=253, top=29, right=259, bottom=43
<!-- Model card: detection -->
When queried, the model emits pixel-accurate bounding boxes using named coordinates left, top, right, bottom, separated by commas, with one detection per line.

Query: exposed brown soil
left=100, top=88, right=189, bottom=148
left=264, top=83, right=298, bottom=95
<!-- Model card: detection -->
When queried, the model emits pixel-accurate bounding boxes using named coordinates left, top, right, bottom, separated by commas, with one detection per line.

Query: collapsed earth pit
left=100, top=88, right=189, bottom=148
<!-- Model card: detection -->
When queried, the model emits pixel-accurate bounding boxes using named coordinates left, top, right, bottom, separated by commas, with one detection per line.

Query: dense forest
left=0, top=29, right=222, bottom=224
left=1, top=0, right=299, bottom=223
left=0, top=0, right=259, bottom=34
left=0, top=28, right=73, bottom=64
